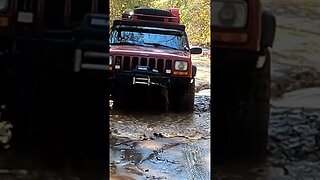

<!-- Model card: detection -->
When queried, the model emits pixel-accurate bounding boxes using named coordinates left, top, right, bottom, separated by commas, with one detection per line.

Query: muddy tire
left=6, top=56, right=108, bottom=178
left=112, top=86, right=168, bottom=111
left=213, top=49, right=270, bottom=159
left=244, top=48, right=271, bottom=157
left=111, top=85, right=132, bottom=109
left=27, top=71, right=107, bottom=177
left=7, top=81, right=38, bottom=150
left=169, top=80, right=195, bottom=112
left=4, top=55, right=39, bottom=151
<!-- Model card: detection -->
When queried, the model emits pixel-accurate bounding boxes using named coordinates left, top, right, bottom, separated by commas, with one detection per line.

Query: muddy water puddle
left=109, top=93, right=211, bottom=180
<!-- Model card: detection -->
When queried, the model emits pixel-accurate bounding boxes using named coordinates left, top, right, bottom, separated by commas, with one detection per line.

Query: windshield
left=109, top=25, right=188, bottom=51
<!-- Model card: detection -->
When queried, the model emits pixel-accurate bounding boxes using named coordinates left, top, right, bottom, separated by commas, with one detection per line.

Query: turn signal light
left=173, top=71, right=188, bottom=76
left=0, top=17, right=9, bottom=27
left=214, top=32, right=248, bottom=44
left=106, top=66, right=113, bottom=71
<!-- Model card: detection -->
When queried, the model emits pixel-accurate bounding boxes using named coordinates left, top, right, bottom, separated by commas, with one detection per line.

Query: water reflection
left=109, top=94, right=211, bottom=179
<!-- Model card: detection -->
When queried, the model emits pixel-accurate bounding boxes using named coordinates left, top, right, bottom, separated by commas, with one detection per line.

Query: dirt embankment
left=192, top=53, right=211, bottom=93
left=265, top=0, right=320, bottom=179
left=260, top=0, right=320, bottom=98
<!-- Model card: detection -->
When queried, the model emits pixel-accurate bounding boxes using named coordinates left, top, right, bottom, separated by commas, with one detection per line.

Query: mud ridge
left=271, top=66, right=320, bottom=98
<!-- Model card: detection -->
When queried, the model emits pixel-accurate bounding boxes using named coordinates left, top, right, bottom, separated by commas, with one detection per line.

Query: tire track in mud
left=109, top=94, right=211, bottom=180
left=113, top=139, right=210, bottom=180
left=184, top=140, right=210, bottom=180
left=110, top=134, right=211, bottom=179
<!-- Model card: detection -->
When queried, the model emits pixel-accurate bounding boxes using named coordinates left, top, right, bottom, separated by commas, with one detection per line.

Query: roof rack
left=112, top=20, right=185, bottom=31
left=122, top=8, right=180, bottom=25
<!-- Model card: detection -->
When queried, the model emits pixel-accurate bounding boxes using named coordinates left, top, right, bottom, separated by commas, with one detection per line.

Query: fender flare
left=260, top=10, right=276, bottom=49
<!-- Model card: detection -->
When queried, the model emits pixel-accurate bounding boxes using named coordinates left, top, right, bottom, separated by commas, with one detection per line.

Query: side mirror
left=190, top=47, right=202, bottom=54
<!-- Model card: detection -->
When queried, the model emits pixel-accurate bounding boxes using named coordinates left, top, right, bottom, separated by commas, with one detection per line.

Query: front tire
left=213, top=49, right=270, bottom=159
left=169, top=79, right=195, bottom=112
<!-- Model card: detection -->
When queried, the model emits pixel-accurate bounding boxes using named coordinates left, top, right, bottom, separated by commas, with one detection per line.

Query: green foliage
left=109, top=0, right=210, bottom=47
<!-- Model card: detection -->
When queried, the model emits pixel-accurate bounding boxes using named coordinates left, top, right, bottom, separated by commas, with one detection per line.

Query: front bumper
left=111, top=72, right=170, bottom=88
left=110, top=71, right=192, bottom=89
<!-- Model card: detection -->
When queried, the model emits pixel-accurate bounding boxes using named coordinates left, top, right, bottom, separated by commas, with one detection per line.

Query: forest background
left=110, top=0, right=210, bottom=47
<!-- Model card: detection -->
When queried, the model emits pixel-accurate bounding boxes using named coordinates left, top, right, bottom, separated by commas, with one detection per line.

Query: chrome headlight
left=109, top=56, right=113, bottom=65
left=212, top=0, right=248, bottom=28
left=175, top=61, right=188, bottom=71
left=0, top=0, right=8, bottom=12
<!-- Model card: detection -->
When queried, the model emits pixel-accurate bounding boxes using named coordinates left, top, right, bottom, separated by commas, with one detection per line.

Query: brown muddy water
left=109, top=91, right=211, bottom=180
left=109, top=86, right=320, bottom=180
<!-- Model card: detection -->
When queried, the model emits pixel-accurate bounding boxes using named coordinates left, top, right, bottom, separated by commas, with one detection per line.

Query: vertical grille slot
left=165, top=59, right=172, bottom=70
left=132, top=57, right=139, bottom=69
left=149, top=58, right=156, bottom=69
left=17, top=0, right=38, bottom=31
left=115, top=56, right=122, bottom=71
left=115, top=56, right=122, bottom=64
left=141, top=58, right=147, bottom=66
left=157, top=59, right=164, bottom=73
left=70, top=0, right=92, bottom=25
left=43, top=0, right=66, bottom=29
left=123, top=56, right=130, bottom=71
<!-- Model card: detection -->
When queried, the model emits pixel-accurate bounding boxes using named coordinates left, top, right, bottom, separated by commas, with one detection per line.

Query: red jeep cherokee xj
left=109, top=8, right=202, bottom=111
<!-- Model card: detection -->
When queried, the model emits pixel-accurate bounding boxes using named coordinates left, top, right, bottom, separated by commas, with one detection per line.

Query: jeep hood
left=110, top=45, right=190, bottom=59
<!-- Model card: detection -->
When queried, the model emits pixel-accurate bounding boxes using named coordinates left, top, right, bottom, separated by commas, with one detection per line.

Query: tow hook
left=133, top=76, right=151, bottom=86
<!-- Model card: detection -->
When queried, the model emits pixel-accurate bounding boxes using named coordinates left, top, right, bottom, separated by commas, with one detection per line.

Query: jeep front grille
left=43, top=0, right=94, bottom=30
left=115, top=56, right=172, bottom=74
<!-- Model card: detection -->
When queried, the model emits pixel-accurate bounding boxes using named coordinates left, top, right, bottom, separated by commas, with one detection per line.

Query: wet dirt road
left=109, top=91, right=211, bottom=180
left=213, top=90, right=320, bottom=180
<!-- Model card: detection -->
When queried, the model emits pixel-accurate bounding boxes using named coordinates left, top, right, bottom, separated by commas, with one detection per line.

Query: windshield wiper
left=143, top=43, right=178, bottom=50
left=110, top=42, right=142, bottom=46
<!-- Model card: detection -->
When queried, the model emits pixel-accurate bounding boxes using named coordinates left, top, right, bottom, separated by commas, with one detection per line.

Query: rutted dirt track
left=109, top=94, right=211, bottom=180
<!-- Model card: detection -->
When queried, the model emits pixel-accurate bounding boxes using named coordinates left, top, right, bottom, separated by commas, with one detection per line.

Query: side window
left=180, top=34, right=188, bottom=49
